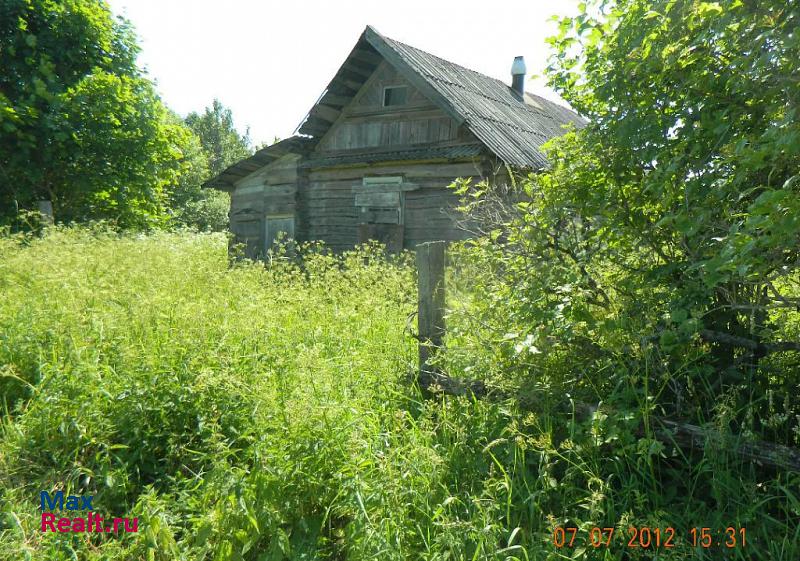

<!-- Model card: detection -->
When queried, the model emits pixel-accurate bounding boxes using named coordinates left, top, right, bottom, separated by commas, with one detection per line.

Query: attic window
left=383, top=86, right=408, bottom=107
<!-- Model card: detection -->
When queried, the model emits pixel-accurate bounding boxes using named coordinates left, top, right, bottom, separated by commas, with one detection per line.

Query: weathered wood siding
left=304, top=161, right=482, bottom=251
left=317, top=62, right=474, bottom=152
left=294, top=59, right=486, bottom=251
left=230, top=154, right=300, bottom=258
left=231, top=157, right=484, bottom=254
left=299, top=174, right=359, bottom=250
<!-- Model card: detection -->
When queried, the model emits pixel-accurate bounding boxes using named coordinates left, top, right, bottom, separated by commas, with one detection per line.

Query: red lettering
left=41, top=511, right=135, bottom=534
left=41, top=513, right=56, bottom=532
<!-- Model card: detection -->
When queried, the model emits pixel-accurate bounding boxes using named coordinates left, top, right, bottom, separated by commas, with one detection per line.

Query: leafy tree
left=185, top=99, right=251, bottom=177
left=53, top=73, right=191, bottom=228
left=458, top=0, right=800, bottom=441
left=167, top=122, right=231, bottom=232
left=171, top=99, right=252, bottom=231
left=0, top=0, right=191, bottom=228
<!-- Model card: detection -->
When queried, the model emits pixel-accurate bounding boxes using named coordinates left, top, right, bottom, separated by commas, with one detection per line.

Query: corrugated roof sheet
left=374, top=29, right=586, bottom=167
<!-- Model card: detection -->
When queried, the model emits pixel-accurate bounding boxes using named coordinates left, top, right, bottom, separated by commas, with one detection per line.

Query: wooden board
left=306, top=216, right=359, bottom=227
left=265, top=215, right=295, bottom=248
left=359, top=208, right=400, bottom=224
left=233, top=153, right=300, bottom=189
left=314, top=61, right=467, bottom=152
left=354, top=191, right=400, bottom=207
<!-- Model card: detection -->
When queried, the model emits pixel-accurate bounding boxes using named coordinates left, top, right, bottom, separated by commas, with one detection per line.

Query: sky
left=106, top=0, right=581, bottom=146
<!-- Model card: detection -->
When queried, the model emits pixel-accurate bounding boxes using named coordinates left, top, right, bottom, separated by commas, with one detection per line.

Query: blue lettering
left=39, top=491, right=94, bottom=510
left=40, top=491, right=63, bottom=511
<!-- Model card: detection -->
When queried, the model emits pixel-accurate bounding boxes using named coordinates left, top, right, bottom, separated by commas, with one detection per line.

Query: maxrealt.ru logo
left=40, top=491, right=138, bottom=533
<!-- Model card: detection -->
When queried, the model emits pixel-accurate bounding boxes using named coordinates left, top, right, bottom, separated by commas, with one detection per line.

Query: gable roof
left=297, top=26, right=585, bottom=168
left=205, top=26, right=584, bottom=190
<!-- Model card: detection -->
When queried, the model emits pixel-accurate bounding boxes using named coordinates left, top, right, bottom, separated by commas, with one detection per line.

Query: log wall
left=302, top=161, right=482, bottom=251
left=230, top=154, right=301, bottom=258
left=231, top=157, right=486, bottom=255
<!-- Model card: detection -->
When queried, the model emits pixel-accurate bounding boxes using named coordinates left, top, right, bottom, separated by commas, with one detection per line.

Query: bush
left=1, top=226, right=798, bottom=560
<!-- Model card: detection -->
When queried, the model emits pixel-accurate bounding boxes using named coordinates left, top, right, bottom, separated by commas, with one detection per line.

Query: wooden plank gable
left=315, top=61, right=472, bottom=153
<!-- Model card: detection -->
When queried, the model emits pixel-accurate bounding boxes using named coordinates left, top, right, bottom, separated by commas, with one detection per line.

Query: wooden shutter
left=355, top=176, right=405, bottom=251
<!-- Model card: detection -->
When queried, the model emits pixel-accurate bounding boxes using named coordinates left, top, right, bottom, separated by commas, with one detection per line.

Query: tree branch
left=699, top=329, right=800, bottom=353
left=415, top=371, right=800, bottom=472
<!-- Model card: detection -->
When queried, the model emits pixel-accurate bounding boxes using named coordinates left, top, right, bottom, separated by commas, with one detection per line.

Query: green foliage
left=54, top=73, right=191, bottom=229
left=167, top=120, right=230, bottom=232
left=453, top=0, right=800, bottom=436
left=185, top=99, right=252, bottom=178
left=0, top=230, right=798, bottom=559
left=544, top=0, right=800, bottom=312
left=0, top=0, right=195, bottom=229
left=435, top=2, right=800, bottom=557
left=170, top=180, right=231, bottom=232
left=1, top=1, right=798, bottom=558
left=169, top=99, right=253, bottom=232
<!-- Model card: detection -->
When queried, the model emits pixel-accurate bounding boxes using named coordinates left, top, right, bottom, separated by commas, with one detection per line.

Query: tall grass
left=0, top=228, right=797, bottom=560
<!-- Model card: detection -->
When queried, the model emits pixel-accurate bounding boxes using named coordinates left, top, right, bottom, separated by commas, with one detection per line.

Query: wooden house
left=204, top=26, right=583, bottom=256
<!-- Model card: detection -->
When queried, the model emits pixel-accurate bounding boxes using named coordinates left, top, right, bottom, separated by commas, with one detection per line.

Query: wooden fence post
left=417, top=241, right=446, bottom=384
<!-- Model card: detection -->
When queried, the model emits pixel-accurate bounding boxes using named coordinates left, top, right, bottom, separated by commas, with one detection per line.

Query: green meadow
left=0, top=229, right=797, bottom=560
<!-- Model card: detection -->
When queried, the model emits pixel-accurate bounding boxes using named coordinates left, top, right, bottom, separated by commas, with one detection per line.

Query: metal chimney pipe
left=511, top=55, right=526, bottom=97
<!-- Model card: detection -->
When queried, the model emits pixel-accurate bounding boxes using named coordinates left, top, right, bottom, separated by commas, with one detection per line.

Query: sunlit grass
left=0, top=228, right=796, bottom=560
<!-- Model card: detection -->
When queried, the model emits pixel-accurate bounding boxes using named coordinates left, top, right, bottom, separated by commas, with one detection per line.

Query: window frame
left=382, top=85, right=408, bottom=107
